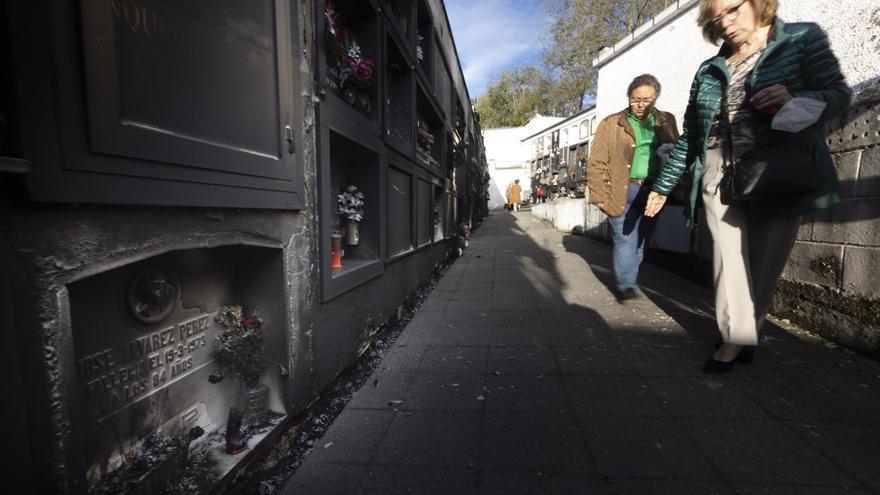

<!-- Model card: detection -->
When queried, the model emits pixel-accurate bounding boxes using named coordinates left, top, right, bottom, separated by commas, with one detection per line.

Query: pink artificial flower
left=323, top=2, right=341, bottom=41
left=347, top=57, right=374, bottom=81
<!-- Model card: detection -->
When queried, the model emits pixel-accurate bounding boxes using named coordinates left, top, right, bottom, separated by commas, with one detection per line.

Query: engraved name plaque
left=68, top=253, right=239, bottom=480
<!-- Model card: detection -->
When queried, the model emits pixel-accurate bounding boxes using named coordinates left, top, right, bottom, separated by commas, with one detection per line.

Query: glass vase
left=237, top=382, right=269, bottom=424
left=345, top=220, right=360, bottom=245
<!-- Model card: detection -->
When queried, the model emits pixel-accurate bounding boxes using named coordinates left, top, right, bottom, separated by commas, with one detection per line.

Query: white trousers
left=701, top=148, right=803, bottom=345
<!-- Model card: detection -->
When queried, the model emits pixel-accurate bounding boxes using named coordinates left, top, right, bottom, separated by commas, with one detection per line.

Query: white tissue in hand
left=771, top=97, right=827, bottom=133
left=656, top=143, right=675, bottom=164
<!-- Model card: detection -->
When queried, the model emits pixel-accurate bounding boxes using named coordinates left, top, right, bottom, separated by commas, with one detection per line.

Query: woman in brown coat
left=507, top=179, right=523, bottom=212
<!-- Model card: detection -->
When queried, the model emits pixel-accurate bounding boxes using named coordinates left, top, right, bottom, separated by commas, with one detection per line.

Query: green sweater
left=627, top=111, right=661, bottom=180
left=651, top=18, right=851, bottom=227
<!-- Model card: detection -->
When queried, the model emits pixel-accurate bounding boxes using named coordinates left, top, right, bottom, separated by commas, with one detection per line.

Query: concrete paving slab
left=478, top=470, right=598, bottom=495
left=597, top=479, right=729, bottom=495
left=397, top=323, right=493, bottom=347
left=564, top=375, right=671, bottom=418
left=483, top=373, right=569, bottom=412
left=486, top=326, right=550, bottom=347
left=281, top=462, right=367, bottom=495
left=554, top=343, right=638, bottom=376
left=417, top=345, right=488, bottom=374
left=786, top=421, right=880, bottom=487
left=402, top=372, right=487, bottom=412
left=486, top=345, right=558, bottom=375
left=679, top=418, right=860, bottom=486
left=480, top=411, right=591, bottom=473
left=356, top=466, right=479, bottom=495
left=372, top=411, right=482, bottom=468
left=645, top=376, right=769, bottom=419
left=281, top=210, right=880, bottom=495
left=303, top=408, right=394, bottom=464
left=581, top=416, right=717, bottom=480
left=346, top=368, right=411, bottom=410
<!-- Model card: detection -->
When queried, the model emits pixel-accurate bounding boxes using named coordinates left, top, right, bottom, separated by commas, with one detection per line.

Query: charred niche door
left=11, top=0, right=304, bottom=209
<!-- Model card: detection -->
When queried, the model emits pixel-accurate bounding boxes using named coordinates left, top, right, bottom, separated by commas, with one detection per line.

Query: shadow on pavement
left=280, top=210, right=880, bottom=495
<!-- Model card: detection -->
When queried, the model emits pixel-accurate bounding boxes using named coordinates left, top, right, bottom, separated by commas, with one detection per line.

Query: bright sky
left=444, top=0, right=550, bottom=99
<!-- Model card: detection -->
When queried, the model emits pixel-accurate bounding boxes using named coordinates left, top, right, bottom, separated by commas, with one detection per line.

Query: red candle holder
left=330, top=231, right=342, bottom=269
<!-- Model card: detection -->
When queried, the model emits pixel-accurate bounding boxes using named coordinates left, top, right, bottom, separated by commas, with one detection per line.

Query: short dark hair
left=627, top=74, right=661, bottom=98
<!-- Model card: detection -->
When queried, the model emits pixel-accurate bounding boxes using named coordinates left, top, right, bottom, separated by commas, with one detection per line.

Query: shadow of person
left=560, top=233, right=719, bottom=348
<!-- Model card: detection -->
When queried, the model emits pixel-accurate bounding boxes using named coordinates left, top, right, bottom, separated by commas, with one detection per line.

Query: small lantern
left=330, top=231, right=343, bottom=269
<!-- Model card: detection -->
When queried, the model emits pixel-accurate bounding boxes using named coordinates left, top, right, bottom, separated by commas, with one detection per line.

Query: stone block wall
left=774, top=88, right=880, bottom=356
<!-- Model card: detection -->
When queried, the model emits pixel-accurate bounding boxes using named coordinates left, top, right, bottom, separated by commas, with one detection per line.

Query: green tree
left=473, top=65, right=553, bottom=128
left=539, top=0, right=676, bottom=112
left=475, top=0, right=676, bottom=126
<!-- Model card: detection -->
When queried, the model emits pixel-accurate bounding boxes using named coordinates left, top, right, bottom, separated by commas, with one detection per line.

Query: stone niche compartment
left=384, top=0, right=414, bottom=46
left=68, top=245, right=286, bottom=485
left=416, top=176, right=431, bottom=247
left=322, top=0, right=380, bottom=123
left=433, top=183, right=446, bottom=241
left=384, top=32, right=414, bottom=156
left=328, top=128, right=381, bottom=270
left=416, top=85, right=443, bottom=175
left=415, top=0, right=432, bottom=80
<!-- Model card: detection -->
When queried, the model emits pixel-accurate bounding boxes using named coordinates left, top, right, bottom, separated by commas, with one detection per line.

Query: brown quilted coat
left=587, top=108, right=679, bottom=217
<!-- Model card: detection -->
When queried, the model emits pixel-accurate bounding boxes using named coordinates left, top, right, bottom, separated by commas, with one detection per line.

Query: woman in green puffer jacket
left=643, top=0, right=851, bottom=374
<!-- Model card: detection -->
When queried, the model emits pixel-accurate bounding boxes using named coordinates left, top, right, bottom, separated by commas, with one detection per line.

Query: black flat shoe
left=702, top=356, right=736, bottom=374
left=714, top=340, right=756, bottom=364
left=736, top=346, right=755, bottom=364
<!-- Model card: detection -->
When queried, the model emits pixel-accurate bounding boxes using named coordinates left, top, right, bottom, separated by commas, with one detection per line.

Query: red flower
left=243, top=318, right=261, bottom=329
left=347, top=57, right=374, bottom=82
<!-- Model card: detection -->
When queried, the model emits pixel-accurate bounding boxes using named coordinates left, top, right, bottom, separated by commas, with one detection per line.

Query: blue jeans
left=608, top=182, right=658, bottom=293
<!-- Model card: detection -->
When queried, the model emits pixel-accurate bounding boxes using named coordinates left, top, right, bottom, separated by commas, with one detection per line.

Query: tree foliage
left=475, top=0, right=676, bottom=127
left=472, top=65, right=551, bottom=128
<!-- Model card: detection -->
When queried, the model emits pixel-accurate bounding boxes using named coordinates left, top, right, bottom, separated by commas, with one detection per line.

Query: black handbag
left=666, top=165, right=693, bottom=206
left=719, top=101, right=820, bottom=204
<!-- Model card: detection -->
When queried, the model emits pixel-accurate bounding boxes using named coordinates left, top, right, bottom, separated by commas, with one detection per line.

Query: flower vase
left=345, top=220, right=360, bottom=245
left=238, top=382, right=269, bottom=424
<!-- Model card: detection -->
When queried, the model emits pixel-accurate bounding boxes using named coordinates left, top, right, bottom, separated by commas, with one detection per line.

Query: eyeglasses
left=629, top=98, right=655, bottom=105
left=711, top=0, right=746, bottom=27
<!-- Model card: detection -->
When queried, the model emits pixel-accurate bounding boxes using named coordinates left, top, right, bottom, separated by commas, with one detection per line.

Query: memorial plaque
left=69, top=252, right=240, bottom=480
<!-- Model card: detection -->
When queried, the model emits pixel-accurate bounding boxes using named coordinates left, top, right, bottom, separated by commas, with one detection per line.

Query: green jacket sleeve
left=652, top=74, right=701, bottom=195
left=792, top=23, right=851, bottom=121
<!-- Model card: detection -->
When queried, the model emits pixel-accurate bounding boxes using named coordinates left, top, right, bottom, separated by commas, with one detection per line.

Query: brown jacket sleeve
left=586, top=117, right=612, bottom=207
left=660, top=112, right=680, bottom=144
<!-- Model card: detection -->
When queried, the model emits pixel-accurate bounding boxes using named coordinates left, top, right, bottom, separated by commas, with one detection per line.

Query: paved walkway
left=282, top=210, right=880, bottom=494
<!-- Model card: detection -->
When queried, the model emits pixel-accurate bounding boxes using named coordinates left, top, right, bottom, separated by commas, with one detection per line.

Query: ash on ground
left=227, top=255, right=456, bottom=494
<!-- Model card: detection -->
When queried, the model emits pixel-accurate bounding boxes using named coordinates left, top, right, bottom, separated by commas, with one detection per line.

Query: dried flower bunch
left=214, top=306, right=266, bottom=387
left=417, top=120, right=434, bottom=150
left=324, top=1, right=375, bottom=113
left=337, top=185, right=365, bottom=222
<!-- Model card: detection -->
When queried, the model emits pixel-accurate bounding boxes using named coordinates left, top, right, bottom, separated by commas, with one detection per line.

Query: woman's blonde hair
left=697, top=0, right=778, bottom=45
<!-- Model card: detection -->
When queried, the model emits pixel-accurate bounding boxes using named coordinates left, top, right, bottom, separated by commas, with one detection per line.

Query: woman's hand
left=644, top=192, right=667, bottom=217
left=750, top=84, right=792, bottom=115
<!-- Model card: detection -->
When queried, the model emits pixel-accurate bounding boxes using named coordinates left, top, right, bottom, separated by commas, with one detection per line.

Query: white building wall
left=595, top=0, right=880, bottom=123
left=484, top=115, right=564, bottom=209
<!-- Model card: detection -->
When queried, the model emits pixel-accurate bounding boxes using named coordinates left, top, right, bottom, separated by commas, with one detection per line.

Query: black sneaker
left=616, top=288, right=640, bottom=303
